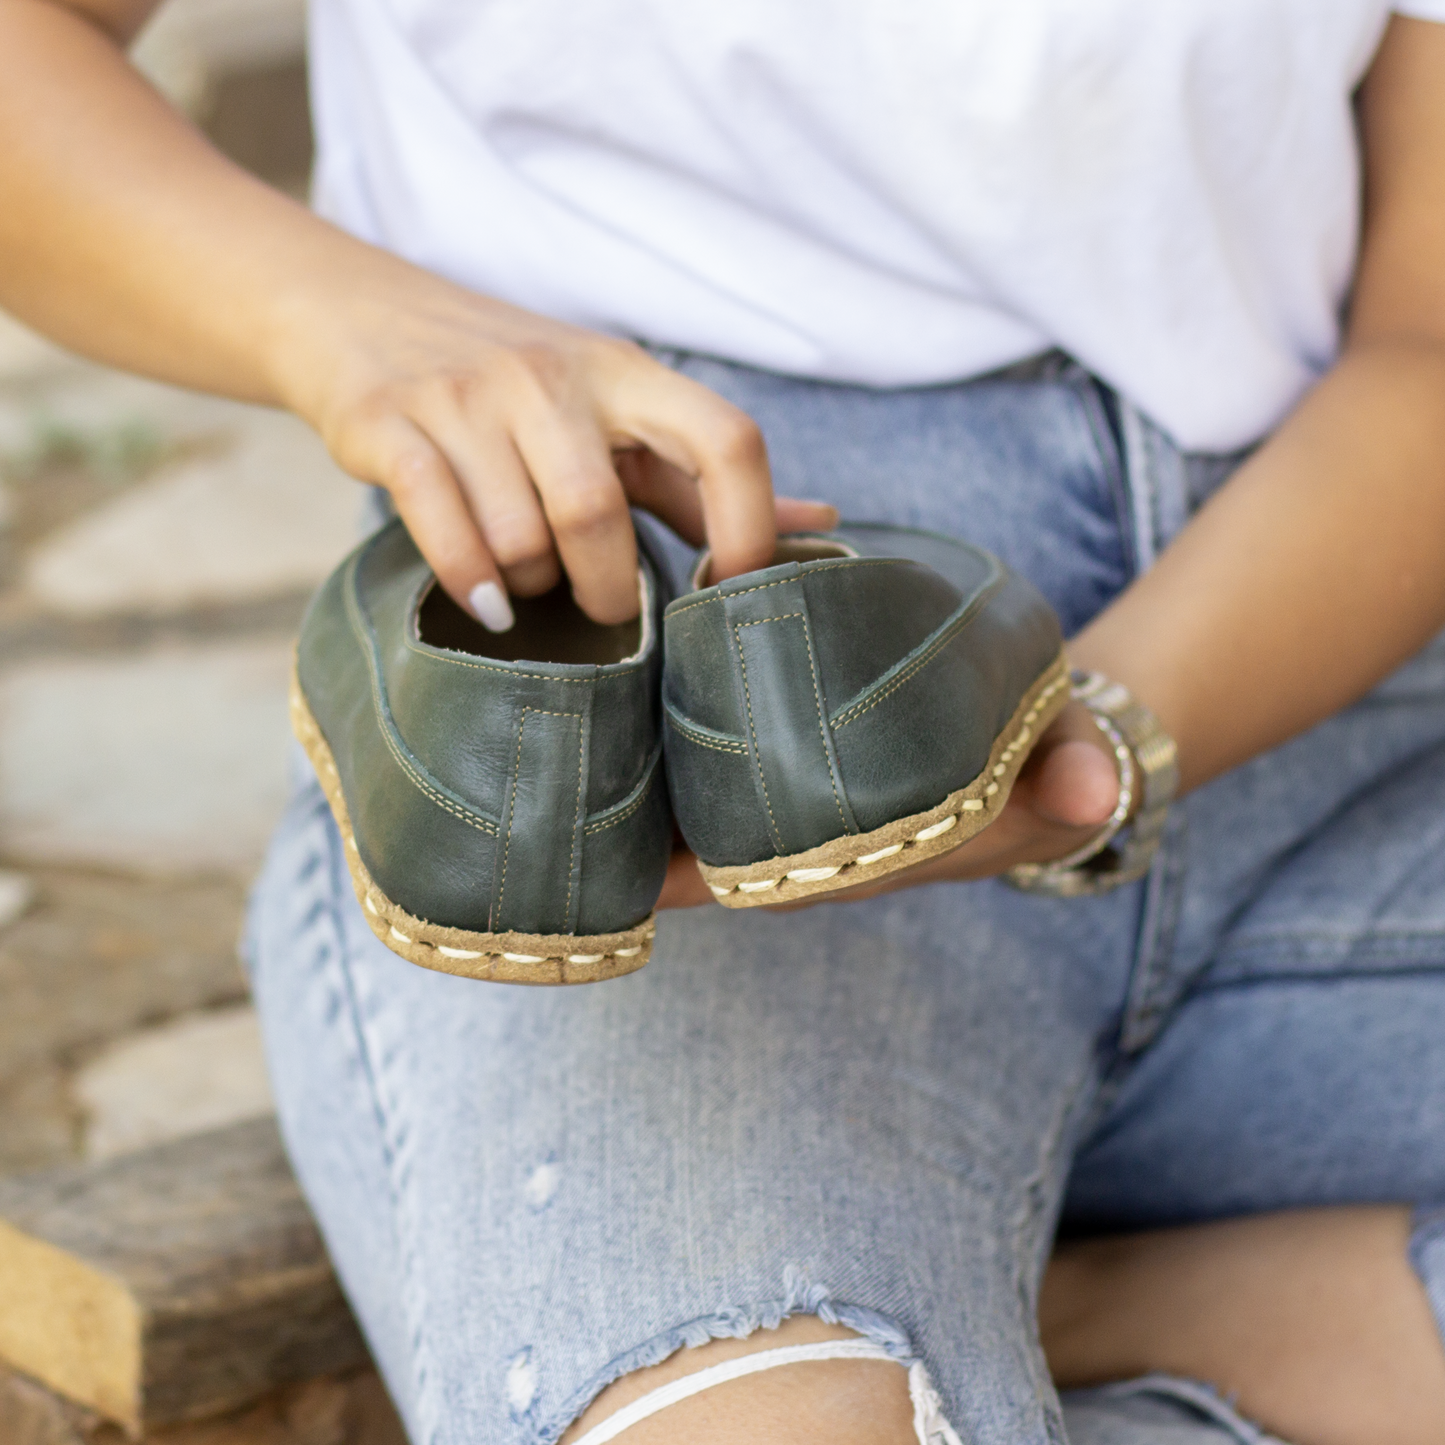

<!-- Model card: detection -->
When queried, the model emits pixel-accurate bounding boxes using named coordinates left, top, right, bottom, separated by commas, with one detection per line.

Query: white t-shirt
left=309, top=0, right=1445, bottom=452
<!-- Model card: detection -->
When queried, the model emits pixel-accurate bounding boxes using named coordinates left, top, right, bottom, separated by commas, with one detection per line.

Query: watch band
left=1005, top=670, right=1178, bottom=897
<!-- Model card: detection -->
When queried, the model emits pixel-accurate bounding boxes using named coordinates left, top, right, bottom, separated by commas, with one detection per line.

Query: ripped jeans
left=246, top=355, right=1445, bottom=1445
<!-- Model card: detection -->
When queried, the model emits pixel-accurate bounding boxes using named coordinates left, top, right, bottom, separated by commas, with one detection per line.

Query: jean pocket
left=1207, top=732, right=1445, bottom=985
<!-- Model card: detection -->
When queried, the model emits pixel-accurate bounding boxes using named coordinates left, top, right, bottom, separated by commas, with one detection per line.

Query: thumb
left=1027, top=737, right=1120, bottom=828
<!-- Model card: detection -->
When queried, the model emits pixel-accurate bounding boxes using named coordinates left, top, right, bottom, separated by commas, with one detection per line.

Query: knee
left=560, top=1315, right=919, bottom=1445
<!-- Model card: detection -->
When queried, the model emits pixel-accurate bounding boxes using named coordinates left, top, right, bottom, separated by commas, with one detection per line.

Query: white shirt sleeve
left=1392, top=2, right=1445, bottom=19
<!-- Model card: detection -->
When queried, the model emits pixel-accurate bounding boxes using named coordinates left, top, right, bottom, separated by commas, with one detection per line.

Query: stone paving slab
left=0, top=364, right=223, bottom=456
left=0, top=1066, right=80, bottom=1176
left=23, top=411, right=360, bottom=618
left=0, top=868, right=34, bottom=928
left=0, top=315, right=76, bottom=390
left=0, top=869, right=248, bottom=1113
left=0, top=62, right=386, bottom=1433
left=76, top=1004, right=273, bottom=1162
left=0, top=637, right=296, bottom=875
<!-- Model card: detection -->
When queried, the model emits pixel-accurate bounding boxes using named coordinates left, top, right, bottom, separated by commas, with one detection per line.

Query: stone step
left=0, top=1118, right=373, bottom=1435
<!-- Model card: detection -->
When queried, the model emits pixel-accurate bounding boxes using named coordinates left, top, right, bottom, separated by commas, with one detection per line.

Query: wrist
left=255, top=228, right=393, bottom=422
left=1067, top=621, right=1194, bottom=796
left=1006, top=669, right=1178, bottom=895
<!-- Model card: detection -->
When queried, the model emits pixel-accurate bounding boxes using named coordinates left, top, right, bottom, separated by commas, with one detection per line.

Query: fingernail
left=468, top=581, right=515, bottom=632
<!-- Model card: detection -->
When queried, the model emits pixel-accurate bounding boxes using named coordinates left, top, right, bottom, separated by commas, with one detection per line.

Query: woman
left=2, top=2, right=1444, bottom=1441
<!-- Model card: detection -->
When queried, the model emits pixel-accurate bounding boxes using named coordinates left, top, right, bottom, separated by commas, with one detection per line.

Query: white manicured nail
left=469, top=581, right=515, bottom=632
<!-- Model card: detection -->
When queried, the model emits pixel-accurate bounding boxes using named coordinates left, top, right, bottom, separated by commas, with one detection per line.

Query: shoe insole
left=417, top=578, right=644, bottom=667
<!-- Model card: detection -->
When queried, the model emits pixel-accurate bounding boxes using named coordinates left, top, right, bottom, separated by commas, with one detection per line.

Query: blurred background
left=0, top=4, right=408, bottom=1437
left=0, top=0, right=347, bottom=1180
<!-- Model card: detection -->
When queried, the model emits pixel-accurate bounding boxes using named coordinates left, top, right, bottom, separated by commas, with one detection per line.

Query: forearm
left=1072, top=338, right=1445, bottom=793
left=0, top=0, right=392, bottom=405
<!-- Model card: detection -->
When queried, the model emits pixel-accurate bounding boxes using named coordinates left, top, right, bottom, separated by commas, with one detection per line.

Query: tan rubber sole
left=289, top=665, right=655, bottom=985
left=699, top=649, right=1072, bottom=908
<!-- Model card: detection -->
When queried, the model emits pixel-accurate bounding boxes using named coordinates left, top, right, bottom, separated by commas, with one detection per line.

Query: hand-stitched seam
left=567, top=709, right=583, bottom=923
left=342, top=560, right=500, bottom=836
left=291, top=671, right=656, bottom=969
left=497, top=714, right=527, bottom=918
left=733, top=622, right=783, bottom=850
left=830, top=581, right=1004, bottom=729
left=375, top=714, right=500, bottom=836
left=737, top=614, right=847, bottom=829
left=666, top=559, right=900, bottom=616
left=830, top=630, right=966, bottom=727
left=673, top=728, right=748, bottom=755
left=498, top=707, right=586, bottom=923
left=801, top=611, right=848, bottom=829
left=583, top=769, right=654, bottom=833
left=403, top=633, right=645, bottom=679
left=662, top=697, right=749, bottom=753
left=700, top=662, right=1070, bottom=899
left=583, top=741, right=664, bottom=833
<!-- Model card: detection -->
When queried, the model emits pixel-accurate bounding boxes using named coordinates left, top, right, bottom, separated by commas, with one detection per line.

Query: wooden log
left=0, top=1119, right=369, bottom=1435
left=0, top=1360, right=101, bottom=1445
left=0, top=1362, right=408, bottom=1445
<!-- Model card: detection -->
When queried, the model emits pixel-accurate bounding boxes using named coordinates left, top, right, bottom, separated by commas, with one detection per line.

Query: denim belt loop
left=1119, top=399, right=1191, bottom=566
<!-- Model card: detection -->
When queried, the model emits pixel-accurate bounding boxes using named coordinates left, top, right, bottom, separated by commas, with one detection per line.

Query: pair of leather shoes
left=291, top=519, right=1067, bottom=984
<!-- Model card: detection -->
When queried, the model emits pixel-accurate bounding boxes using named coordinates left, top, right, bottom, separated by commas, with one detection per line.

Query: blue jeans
left=246, top=355, right=1445, bottom=1445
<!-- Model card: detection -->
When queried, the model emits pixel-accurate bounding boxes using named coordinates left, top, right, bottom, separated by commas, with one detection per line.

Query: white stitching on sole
left=289, top=667, right=654, bottom=978
left=703, top=660, right=1068, bottom=898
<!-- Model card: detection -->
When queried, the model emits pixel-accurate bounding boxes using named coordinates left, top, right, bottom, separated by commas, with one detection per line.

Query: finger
left=1019, top=702, right=1122, bottom=828
left=337, top=409, right=515, bottom=632
left=617, top=449, right=837, bottom=556
left=410, top=395, right=561, bottom=598
left=774, top=496, right=840, bottom=533
left=657, top=846, right=714, bottom=910
left=615, top=447, right=706, bottom=545
left=601, top=361, right=777, bottom=582
left=1028, top=739, right=1121, bottom=827
left=511, top=405, right=640, bottom=624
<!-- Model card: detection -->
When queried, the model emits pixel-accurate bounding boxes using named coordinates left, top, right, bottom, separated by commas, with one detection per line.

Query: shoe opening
left=690, top=532, right=858, bottom=589
left=416, top=571, right=650, bottom=666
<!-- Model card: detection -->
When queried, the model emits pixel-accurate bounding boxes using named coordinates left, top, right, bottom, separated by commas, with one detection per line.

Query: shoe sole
left=699, top=648, right=1072, bottom=907
left=290, top=664, right=655, bottom=985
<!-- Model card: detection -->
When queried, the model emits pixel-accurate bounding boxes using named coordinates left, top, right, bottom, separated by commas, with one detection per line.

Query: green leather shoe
left=292, top=518, right=672, bottom=984
left=662, top=524, right=1069, bottom=906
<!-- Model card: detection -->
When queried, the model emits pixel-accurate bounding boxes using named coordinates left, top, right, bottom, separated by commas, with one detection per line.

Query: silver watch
left=1005, top=670, right=1178, bottom=897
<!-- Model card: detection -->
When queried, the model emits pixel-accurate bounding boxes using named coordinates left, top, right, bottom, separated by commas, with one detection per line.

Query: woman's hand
left=657, top=698, right=1122, bottom=910
left=267, top=264, right=837, bottom=626
left=0, top=0, right=836, bottom=628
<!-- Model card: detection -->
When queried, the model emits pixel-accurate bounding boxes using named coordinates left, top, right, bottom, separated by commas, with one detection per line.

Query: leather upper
left=297, top=519, right=673, bottom=935
left=662, top=524, right=1062, bottom=866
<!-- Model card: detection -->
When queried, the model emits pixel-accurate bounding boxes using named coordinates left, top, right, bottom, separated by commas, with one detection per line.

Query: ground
left=0, top=15, right=408, bottom=1435
left=0, top=309, right=360, bottom=1175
